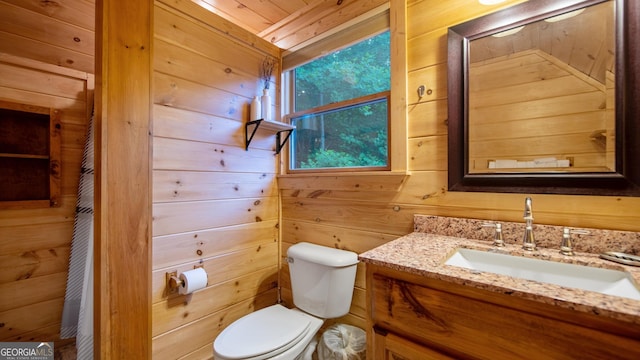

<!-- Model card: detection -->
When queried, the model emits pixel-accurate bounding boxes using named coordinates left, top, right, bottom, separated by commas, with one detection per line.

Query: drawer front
left=371, top=274, right=640, bottom=360
left=375, top=330, right=456, bottom=360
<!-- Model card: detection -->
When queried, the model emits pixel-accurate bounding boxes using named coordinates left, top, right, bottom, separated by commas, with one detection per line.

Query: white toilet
left=213, top=242, right=359, bottom=360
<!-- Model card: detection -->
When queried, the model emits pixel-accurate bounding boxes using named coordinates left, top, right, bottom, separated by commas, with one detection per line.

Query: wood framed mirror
left=447, top=0, right=640, bottom=195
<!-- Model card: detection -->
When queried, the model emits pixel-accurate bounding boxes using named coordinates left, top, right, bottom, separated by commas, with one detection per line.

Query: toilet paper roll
left=179, top=267, right=208, bottom=295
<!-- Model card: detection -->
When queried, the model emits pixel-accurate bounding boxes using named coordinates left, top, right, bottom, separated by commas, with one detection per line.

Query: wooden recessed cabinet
left=367, top=264, right=640, bottom=360
left=0, top=100, right=61, bottom=209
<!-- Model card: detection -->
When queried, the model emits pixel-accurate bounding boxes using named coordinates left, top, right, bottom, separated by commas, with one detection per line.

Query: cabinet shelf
left=0, top=99, right=61, bottom=208
left=0, top=153, right=50, bottom=159
left=245, top=119, right=295, bottom=155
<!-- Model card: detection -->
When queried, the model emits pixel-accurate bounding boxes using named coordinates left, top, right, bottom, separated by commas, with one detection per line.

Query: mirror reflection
left=467, top=1, right=615, bottom=174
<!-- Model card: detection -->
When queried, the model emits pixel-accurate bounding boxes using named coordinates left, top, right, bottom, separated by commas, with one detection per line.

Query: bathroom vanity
left=360, top=216, right=640, bottom=359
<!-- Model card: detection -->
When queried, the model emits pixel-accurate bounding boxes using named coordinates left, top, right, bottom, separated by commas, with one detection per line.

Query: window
left=287, top=31, right=391, bottom=172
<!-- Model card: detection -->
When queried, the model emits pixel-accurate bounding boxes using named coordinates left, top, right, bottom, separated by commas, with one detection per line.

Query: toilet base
left=271, top=308, right=323, bottom=360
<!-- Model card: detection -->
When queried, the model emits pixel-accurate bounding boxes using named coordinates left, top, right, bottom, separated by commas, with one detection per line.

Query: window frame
left=285, top=90, right=392, bottom=173
left=283, top=31, right=392, bottom=173
left=280, top=0, right=407, bottom=175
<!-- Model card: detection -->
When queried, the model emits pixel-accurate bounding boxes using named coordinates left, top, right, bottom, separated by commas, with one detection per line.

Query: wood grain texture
left=281, top=2, right=640, bottom=353
left=159, top=0, right=279, bottom=57
left=0, top=247, right=70, bottom=286
left=150, top=1, right=283, bottom=356
left=0, top=299, right=65, bottom=340
left=259, top=0, right=388, bottom=50
left=152, top=266, right=277, bottom=336
left=2, top=0, right=95, bottom=31
left=152, top=220, right=277, bottom=270
left=1, top=0, right=638, bottom=357
left=0, top=0, right=95, bottom=73
left=94, top=0, right=152, bottom=357
left=379, top=331, right=456, bottom=360
left=0, top=45, right=90, bottom=343
left=151, top=290, right=277, bottom=360
left=368, top=265, right=640, bottom=359
left=468, top=76, right=608, bottom=171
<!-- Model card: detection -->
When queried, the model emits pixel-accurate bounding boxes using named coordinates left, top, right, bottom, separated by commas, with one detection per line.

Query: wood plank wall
left=0, top=0, right=94, bottom=346
left=150, top=1, right=282, bottom=358
left=278, top=0, right=640, bottom=334
left=0, top=0, right=94, bottom=74
left=1, top=0, right=639, bottom=357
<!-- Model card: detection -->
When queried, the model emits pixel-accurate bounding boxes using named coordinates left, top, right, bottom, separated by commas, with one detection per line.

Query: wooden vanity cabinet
left=366, top=264, right=640, bottom=360
left=372, top=329, right=456, bottom=360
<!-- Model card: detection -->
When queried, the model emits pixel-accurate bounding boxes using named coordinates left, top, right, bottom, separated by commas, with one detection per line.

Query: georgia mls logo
left=36, top=343, right=53, bottom=354
left=0, top=342, right=54, bottom=360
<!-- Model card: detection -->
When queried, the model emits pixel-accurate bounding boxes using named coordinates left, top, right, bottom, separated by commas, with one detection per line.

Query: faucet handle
left=482, top=222, right=505, bottom=247
left=523, top=197, right=533, bottom=220
left=560, top=227, right=590, bottom=256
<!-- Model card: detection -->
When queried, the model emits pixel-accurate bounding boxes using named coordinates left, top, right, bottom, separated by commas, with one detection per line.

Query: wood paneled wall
left=0, top=0, right=94, bottom=345
left=0, top=57, right=91, bottom=342
left=2, top=0, right=639, bottom=357
left=0, top=0, right=95, bottom=74
left=279, top=0, right=640, bottom=333
left=403, top=0, right=638, bottom=230
left=150, top=1, right=282, bottom=358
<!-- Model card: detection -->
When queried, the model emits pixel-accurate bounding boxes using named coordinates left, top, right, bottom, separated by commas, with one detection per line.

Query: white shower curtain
left=60, top=109, right=94, bottom=359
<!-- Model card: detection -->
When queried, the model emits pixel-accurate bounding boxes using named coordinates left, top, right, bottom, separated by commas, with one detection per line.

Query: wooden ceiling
left=192, top=0, right=389, bottom=51
left=0, top=0, right=387, bottom=76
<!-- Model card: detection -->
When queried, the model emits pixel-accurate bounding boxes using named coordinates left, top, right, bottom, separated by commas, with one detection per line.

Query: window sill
left=277, top=170, right=410, bottom=192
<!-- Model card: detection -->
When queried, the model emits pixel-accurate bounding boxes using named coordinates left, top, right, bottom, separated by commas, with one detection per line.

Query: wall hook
left=417, top=85, right=425, bottom=98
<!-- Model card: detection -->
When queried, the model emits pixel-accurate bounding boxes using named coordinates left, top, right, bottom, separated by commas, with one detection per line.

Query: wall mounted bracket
left=245, top=119, right=295, bottom=155
left=165, top=270, right=179, bottom=295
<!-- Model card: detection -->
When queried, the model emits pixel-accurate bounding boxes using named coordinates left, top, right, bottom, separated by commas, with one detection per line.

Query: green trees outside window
left=290, top=31, right=391, bottom=170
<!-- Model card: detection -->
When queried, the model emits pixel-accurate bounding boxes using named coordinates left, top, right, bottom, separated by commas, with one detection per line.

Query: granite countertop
left=359, top=232, right=640, bottom=326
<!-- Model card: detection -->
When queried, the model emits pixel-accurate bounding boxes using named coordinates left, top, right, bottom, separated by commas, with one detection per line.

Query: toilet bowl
left=213, top=304, right=322, bottom=360
left=212, top=242, right=359, bottom=360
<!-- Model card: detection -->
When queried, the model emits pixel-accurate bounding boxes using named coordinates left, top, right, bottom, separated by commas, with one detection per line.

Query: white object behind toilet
left=288, top=242, right=359, bottom=318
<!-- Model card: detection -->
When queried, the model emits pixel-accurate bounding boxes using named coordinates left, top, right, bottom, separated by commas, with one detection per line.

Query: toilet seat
left=213, top=305, right=318, bottom=360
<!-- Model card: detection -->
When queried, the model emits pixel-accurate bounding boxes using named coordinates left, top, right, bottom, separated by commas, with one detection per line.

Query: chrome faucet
left=559, top=227, right=574, bottom=255
left=522, top=197, right=536, bottom=251
left=560, top=227, right=590, bottom=256
left=482, top=222, right=504, bottom=247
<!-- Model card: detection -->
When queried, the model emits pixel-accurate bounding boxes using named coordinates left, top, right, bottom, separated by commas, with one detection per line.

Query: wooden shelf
left=0, top=153, right=50, bottom=159
left=0, top=100, right=61, bottom=208
left=252, top=119, right=294, bottom=132
left=245, top=119, right=295, bottom=154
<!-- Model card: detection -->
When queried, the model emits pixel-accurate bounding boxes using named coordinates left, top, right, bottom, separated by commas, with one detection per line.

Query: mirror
left=469, top=2, right=615, bottom=174
left=448, top=0, right=640, bottom=195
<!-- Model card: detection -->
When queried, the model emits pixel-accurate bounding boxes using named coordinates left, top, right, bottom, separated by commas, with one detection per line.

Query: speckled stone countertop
left=413, top=215, right=640, bottom=254
left=359, top=215, right=640, bottom=326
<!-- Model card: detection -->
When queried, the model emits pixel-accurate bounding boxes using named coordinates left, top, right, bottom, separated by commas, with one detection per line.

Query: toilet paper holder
left=166, top=271, right=182, bottom=294
left=166, top=265, right=204, bottom=294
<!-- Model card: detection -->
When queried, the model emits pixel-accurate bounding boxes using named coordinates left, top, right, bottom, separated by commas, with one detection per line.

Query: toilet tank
left=287, top=242, right=359, bottom=318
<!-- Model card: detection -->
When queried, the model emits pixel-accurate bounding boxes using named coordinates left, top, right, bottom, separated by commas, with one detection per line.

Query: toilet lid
left=213, top=305, right=312, bottom=359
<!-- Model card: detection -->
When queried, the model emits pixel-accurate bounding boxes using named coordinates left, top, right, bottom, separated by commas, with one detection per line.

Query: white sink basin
left=445, top=248, right=640, bottom=300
